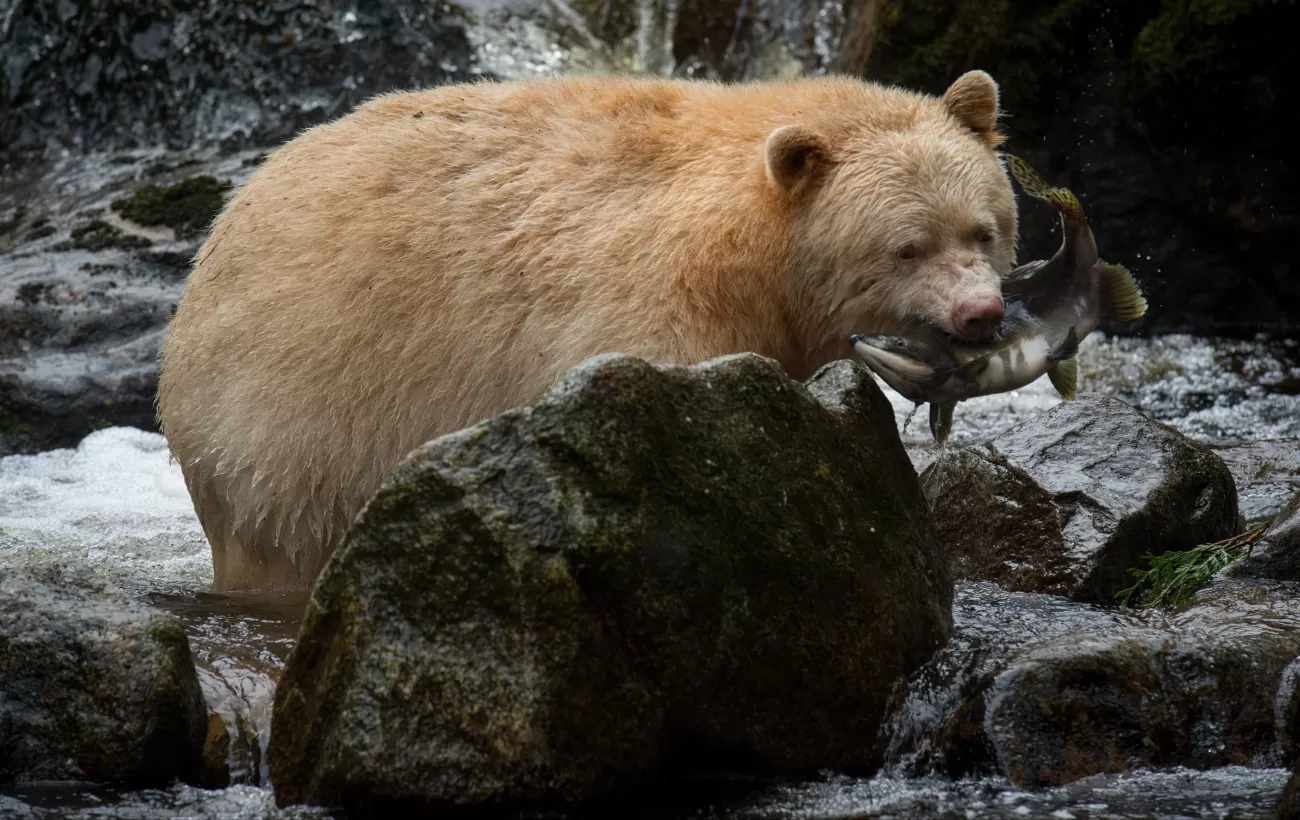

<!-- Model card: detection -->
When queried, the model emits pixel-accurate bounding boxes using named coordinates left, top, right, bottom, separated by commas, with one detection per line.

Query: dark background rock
left=0, top=562, right=208, bottom=787
left=0, top=0, right=477, bottom=169
left=270, top=354, right=951, bottom=812
left=0, top=148, right=258, bottom=456
left=921, top=393, right=1239, bottom=601
left=860, top=0, right=1299, bottom=338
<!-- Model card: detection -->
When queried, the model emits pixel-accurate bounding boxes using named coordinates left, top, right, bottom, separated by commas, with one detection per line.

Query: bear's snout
left=950, top=292, right=1004, bottom=341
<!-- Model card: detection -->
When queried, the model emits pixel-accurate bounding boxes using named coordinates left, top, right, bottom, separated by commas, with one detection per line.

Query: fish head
left=849, top=332, right=956, bottom=402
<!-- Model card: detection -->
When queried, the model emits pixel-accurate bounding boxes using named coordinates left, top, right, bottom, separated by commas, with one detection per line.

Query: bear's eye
left=975, top=228, right=995, bottom=245
left=897, top=245, right=917, bottom=261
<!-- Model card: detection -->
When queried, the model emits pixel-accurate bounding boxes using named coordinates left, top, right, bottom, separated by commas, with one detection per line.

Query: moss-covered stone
left=0, top=562, right=208, bottom=787
left=269, top=353, right=951, bottom=813
left=920, top=393, right=1239, bottom=601
left=110, top=176, right=232, bottom=238
left=67, top=219, right=152, bottom=252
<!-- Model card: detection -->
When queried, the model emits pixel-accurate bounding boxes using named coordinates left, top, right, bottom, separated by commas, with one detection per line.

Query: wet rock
left=877, top=581, right=1135, bottom=779
left=1216, top=439, right=1300, bottom=524
left=270, top=354, right=951, bottom=812
left=921, top=393, right=1239, bottom=601
left=0, top=562, right=208, bottom=787
left=0, top=148, right=260, bottom=455
left=1228, top=492, right=1300, bottom=586
left=1, top=1, right=477, bottom=168
left=881, top=578, right=1300, bottom=788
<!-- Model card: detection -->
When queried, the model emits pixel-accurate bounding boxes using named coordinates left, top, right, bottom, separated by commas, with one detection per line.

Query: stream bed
left=0, top=332, right=1298, bottom=818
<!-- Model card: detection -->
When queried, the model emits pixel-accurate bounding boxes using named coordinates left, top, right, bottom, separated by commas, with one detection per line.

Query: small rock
left=1227, top=493, right=1300, bottom=582
left=921, top=393, right=1239, bottom=601
left=270, top=354, right=951, bottom=812
left=0, top=562, right=208, bottom=787
left=882, top=576, right=1300, bottom=788
left=1215, top=439, right=1300, bottom=524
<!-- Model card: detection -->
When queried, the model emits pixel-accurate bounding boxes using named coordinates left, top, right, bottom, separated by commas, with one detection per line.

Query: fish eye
left=894, top=339, right=905, bottom=346
left=897, top=245, right=917, bottom=261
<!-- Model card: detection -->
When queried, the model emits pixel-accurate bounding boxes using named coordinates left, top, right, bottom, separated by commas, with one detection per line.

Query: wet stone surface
left=919, top=393, right=1239, bottom=601
left=270, top=354, right=951, bottom=811
left=878, top=578, right=1300, bottom=791
left=0, top=148, right=262, bottom=455
left=0, top=562, right=207, bottom=787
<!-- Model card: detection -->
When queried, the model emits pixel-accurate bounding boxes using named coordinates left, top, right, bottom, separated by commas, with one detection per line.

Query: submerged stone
left=0, top=562, right=208, bottom=787
left=269, top=354, right=951, bottom=813
left=921, top=393, right=1239, bottom=601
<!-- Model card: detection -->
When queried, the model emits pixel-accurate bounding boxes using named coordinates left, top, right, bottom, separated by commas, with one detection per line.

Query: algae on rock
left=270, top=353, right=951, bottom=812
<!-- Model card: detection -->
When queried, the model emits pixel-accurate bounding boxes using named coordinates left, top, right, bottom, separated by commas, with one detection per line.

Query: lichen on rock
left=269, top=353, right=952, bottom=813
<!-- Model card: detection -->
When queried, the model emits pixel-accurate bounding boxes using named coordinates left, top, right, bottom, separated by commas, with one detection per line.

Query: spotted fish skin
left=848, top=154, right=1146, bottom=442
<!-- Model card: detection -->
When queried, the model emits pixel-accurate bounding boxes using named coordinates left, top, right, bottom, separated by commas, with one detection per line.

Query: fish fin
left=1048, top=357, right=1078, bottom=401
left=1098, top=260, right=1148, bottom=323
left=1004, top=154, right=1086, bottom=223
left=929, top=400, right=956, bottom=445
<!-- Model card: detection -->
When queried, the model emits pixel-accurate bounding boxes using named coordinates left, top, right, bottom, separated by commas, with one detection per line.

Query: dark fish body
left=850, top=155, right=1148, bottom=442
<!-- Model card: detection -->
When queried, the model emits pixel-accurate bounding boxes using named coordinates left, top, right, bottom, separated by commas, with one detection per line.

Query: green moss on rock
left=111, top=175, right=232, bottom=238
left=270, top=353, right=951, bottom=812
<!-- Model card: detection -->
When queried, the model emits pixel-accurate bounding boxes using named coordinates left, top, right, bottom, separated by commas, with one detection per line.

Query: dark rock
left=862, top=1, right=1300, bottom=338
left=270, top=353, right=951, bottom=812
left=921, top=393, right=1239, bottom=601
left=1216, top=439, right=1300, bottom=524
left=0, top=562, right=208, bottom=787
left=0, top=147, right=260, bottom=455
left=1228, top=492, right=1300, bottom=584
left=0, top=0, right=478, bottom=170
left=877, top=581, right=1135, bottom=779
left=881, top=577, right=1300, bottom=788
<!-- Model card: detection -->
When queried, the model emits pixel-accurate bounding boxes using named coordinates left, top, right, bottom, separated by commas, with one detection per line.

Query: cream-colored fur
left=158, top=71, right=1019, bottom=595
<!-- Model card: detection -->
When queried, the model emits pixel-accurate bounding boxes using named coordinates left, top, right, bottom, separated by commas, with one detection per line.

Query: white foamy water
left=0, top=426, right=210, bottom=596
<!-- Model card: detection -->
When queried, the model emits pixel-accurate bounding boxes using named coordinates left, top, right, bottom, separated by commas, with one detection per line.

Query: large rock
left=269, top=353, right=951, bottom=812
left=921, top=393, right=1239, bottom=601
left=0, top=562, right=208, bottom=786
left=881, top=578, right=1300, bottom=788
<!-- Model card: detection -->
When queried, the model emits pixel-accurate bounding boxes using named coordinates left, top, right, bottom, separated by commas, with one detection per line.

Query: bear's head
left=767, top=70, right=1018, bottom=347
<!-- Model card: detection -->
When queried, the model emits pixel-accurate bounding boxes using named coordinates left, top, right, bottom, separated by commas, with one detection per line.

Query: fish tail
left=1098, top=260, right=1148, bottom=323
left=1004, top=154, right=1086, bottom=222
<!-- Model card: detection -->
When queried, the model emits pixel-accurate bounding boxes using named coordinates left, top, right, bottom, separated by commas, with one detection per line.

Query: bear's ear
left=941, top=70, right=1003, bottom=146
left=765, top=125, right=829, bottom=195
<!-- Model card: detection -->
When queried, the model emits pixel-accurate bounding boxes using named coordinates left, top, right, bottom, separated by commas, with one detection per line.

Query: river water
left=1, top=331, right=1298, bottom=818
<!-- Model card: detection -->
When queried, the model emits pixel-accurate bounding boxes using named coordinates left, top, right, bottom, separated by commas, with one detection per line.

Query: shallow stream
left=1, top=332, right=1298, bottom=819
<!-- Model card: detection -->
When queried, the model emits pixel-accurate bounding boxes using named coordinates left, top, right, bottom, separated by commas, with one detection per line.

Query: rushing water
left=0, top=331, right=1298, bottom=818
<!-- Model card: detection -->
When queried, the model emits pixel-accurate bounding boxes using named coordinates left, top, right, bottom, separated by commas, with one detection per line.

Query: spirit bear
left=158, top=71, right=1018, bottom=594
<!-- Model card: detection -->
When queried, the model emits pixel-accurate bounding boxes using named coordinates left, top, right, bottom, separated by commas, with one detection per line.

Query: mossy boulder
left=920, top=394, right=1238, bottom=601
left=0, top=562, right=207, bottom=786
left=269, top=353, right=951, bottom=813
